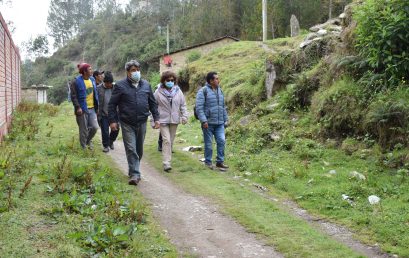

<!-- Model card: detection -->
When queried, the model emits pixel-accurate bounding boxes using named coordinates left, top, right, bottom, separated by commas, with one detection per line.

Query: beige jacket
left=154, top=85, right=188, bottom=124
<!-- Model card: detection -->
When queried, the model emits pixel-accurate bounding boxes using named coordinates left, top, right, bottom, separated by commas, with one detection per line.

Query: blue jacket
left=70, top=75, right=99, bottom=113
left=108, top=77, right=159, bottom=126
left=195, top=84, right=228, bottom=125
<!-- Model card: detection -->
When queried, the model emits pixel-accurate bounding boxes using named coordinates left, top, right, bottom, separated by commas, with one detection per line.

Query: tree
left=47, top=0, right=95, bottom=47
left=23, top=35, right=49, bottom=59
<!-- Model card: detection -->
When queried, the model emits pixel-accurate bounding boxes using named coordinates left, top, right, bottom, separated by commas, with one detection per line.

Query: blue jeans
left=100, top=116, right=119, bottom=147
left=202, top=124, right=225, bottom=165
left=121, top=121, right=147, bottom=178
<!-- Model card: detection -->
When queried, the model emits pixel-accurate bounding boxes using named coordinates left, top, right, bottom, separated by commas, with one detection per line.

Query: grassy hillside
left=175, top=35, right=409, bottom=256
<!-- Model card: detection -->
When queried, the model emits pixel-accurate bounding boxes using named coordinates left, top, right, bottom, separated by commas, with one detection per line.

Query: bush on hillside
left=311, top=78, right=364, bottom=138
left=364, top=88, right=409, bottom=149
left=354, top=0, right=409, bottom=88
left=186, top=51, right=201, bottom=63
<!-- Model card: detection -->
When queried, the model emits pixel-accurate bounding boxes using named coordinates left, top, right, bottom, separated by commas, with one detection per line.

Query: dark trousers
left=100, top=116, right=119, bottom=147
left=158, top=133, right=163, bottom=150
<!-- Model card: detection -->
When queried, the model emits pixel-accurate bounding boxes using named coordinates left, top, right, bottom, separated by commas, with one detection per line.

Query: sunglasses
left=165, top=79, right=175, bottom=82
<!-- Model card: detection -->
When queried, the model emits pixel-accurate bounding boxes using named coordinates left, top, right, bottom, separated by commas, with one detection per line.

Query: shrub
left=364, top=88, right=409, bottom=149
left=354, top=0, right=409, bottom=88
left=311, top=78, right=365, bottom=138
left=186, top=50, right=201, bottom=63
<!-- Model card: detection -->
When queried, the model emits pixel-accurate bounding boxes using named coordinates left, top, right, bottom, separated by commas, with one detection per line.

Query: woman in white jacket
left=154, top=71, right=188, bottom=171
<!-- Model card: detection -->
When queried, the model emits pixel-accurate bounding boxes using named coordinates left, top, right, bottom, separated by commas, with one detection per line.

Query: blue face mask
left=165, top=81, right=174, bottom=88
left=130, top=71, right=140, bottom=82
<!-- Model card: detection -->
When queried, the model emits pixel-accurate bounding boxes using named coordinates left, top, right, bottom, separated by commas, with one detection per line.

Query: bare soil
left=109, top=141, right=282, bottom=258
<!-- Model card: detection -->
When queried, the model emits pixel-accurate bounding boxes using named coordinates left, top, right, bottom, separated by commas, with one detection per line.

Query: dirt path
left=108, top=141, right=282, bottom=258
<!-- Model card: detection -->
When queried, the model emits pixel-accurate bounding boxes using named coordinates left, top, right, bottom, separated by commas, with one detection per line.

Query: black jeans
left=100, top=115, right=119, bottom=147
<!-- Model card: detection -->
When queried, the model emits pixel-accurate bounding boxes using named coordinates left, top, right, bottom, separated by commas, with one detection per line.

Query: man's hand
left=75, top=107, right=83, bottom=116
left=154, top=121, right=160, bottom=129
left=110, top=122, right=119, bottom=131
left=224, top=121, right=229, bottom=128
left=182, top=118, right=187, bottom=125
left=202, top=122, right=208, bottom=129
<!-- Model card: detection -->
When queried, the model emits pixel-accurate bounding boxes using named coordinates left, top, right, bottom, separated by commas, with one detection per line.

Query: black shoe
left=109, top=142, right=114, bottom=150
left=128, top=177, right=141, bottom=186
left=216, top=162, right=229, bottom=169
left=204, top=163, right=214, bottom=170
left=158, top=146, right=162, bottom=152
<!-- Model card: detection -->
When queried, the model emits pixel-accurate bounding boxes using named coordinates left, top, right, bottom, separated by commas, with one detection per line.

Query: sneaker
left=204, top=162, right=214, bottom=170
left=128, top=176, right=141, bottom=186
left=163, top=164, right=172, bottom=172
left=216, top=162, right=229, bottom=169
left=109, top=142, right=114, bottom=150
left=103, top=147, right=110, bottom=153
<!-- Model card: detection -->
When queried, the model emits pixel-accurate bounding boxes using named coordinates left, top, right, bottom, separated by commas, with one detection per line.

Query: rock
left=339, top=13, right=346, bottom=19
left=306, top=32, right=319, bottom=40
left=328, top=25, right=342, bottom=32
left=342, top=194, right=354, bottom=205
left=265, top=60, right=277, bottom=99
left=239, top=115, right=252, bottom=126
left=317, top=29, right=328, bottom=36
left=244, top=172, right=252, bottom=176
left=349, top=171, right=366, bottom=180
left=199, top=158, right=205, bottom=162
left=253, top=183, right=267, bottom=191
left=329, top=170, right=337, bottom=175
left=183, top=146, right=202, bottom=152
left=368, top=195, right=380, bottom=205
left=290, top=14, right=300, bottom=37
left=270, top=133, right=281, bottom=141
left=266, top=103, right=280, bottom=111
left=342, top=194, right=350, bottom=200
left=300, top=40, right=313, bottom=48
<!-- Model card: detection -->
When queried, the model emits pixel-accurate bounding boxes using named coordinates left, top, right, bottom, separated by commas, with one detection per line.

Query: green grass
left=174, top=39, right=409, bottom=257
left=145, top=124, right=361, bottom=258
left=0, top=102, right=177, bottom=257
left=162, top=108, right=409, bottom=257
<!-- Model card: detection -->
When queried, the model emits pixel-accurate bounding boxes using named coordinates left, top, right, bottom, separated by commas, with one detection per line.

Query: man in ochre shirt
left=70, top=63, right=99, bottom=149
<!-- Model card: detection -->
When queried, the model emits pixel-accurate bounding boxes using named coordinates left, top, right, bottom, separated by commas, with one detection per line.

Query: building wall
left=0, top=12, right=21, bottom=141
left=21, top=89, right=37, bottom=103
left=159, top=38, right=237, bottom=75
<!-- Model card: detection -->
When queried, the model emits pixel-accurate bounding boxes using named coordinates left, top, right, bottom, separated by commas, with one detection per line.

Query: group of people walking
left=70, top=60, right=229, bottom=186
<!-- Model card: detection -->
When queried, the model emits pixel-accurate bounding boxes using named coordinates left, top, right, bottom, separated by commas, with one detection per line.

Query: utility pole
left=329, top=0, right=333, bottom=20
left=166, top=24, right=170, bottom=54
left=262, top=0, right=267, bottom=42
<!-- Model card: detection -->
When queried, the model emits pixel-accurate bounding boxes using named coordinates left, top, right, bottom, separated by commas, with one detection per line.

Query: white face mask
left=130, top=71, right=141, bottom=83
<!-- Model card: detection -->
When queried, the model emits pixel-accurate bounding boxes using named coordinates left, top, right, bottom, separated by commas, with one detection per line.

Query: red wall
left=0, top=12, right=21, bottom=141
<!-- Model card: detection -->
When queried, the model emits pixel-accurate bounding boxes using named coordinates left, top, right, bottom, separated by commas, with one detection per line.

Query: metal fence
left=0, top=12, right=21, bottom=141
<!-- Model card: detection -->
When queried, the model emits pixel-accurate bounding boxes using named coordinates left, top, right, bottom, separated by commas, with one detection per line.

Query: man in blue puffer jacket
left=108, top=60, right=160, bottom=185
left=195, top=72, right=229, bottom=171
left=70, top=63, right=99, bottom=149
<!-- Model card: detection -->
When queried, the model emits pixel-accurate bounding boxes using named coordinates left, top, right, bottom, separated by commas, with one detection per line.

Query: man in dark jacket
left=70, top=63, right=99, bottom=149
left=108, top=60, right=160, bottom=185
left=97, top=71, right=119, bottom=153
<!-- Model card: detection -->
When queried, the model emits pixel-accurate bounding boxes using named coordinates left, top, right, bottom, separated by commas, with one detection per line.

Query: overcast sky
left=0, top=0, right=129, bottom=60
left=0, top=0, right=51, bottom=58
